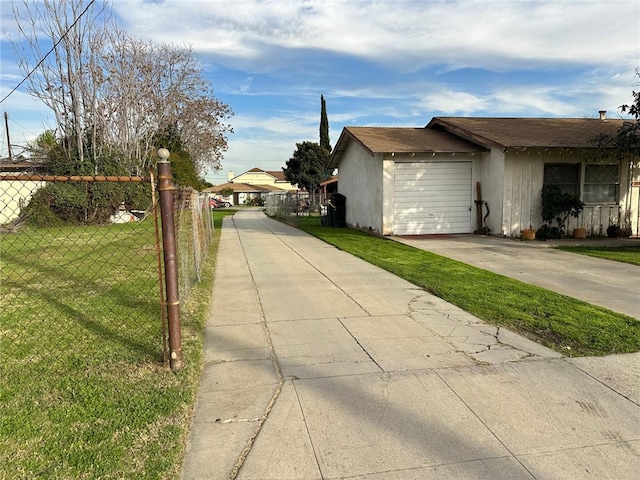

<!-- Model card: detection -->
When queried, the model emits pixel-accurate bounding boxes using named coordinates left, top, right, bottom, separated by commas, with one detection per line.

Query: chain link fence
left=0, top=166, right=213, bottom=377
left=173, top=188, right=214, bottom=302
left=265, top=191, right=328, bottom=226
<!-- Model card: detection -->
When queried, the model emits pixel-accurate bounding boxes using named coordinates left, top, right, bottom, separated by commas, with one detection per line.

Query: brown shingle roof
left=428, top=117, right=626, bottom=149
left=346, top=126, right=484, bottom=153
left=329, top=126, right=485, bottom=167
left=266, top=170, right=285, bottom=181
left=237, top=167, right=286, bottom=182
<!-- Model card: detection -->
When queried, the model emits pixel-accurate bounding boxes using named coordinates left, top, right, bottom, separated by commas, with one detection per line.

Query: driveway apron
left=181, top=210, right=640, bottom=480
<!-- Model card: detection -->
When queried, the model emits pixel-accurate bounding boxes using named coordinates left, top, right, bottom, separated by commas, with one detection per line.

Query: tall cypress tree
left=320, top=95, right=331, bottom=153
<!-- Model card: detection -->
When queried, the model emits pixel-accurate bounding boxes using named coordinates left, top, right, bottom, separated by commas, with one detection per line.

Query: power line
left=5, top=113, right=41, bottom=137
left=0, top=0, right=97, bottom=105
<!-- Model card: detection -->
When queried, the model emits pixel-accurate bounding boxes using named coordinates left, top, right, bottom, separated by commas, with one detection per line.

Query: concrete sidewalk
left=181, top=210, right=640, bottom=480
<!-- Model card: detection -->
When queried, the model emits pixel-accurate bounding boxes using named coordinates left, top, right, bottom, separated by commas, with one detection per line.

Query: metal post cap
left=157, top=148, right=170, bottom=160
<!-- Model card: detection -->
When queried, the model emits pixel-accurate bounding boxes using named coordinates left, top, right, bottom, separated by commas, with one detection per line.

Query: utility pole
left=4, top=112, right=13, bottom=162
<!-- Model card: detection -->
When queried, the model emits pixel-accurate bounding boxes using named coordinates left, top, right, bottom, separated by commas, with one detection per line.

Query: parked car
left=212, top=196, right=232, bottom=207
left=210, top=198, right=226, bottom=209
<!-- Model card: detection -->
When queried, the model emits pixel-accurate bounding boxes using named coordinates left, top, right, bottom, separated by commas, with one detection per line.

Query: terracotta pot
left=572, top=228, right=587, bottom=239
left=521, top=229, right=536, bottom=240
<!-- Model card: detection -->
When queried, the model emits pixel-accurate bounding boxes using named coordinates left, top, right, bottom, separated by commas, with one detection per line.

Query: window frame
left=542, top=162, right=620, bottom=205
left=582, top=163, right=619, bottom=205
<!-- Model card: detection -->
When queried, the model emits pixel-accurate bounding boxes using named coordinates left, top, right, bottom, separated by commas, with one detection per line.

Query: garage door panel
left=394, top=161, right=472, bottom=235
left=396, top=186, right=470, bottom=197
left=395, top=201, right=470, bottom=210
left=395, top=211, right=470, bottom=219
left=396, top=185, right=469, bottom=195
left=395, top=175, right=470, bottom=186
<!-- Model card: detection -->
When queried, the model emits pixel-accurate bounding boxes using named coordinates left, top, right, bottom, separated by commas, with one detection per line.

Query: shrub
left=539, top=184, right=584, bottom=238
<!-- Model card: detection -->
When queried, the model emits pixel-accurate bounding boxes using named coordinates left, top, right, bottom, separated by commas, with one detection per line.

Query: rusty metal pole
left=156, top=148, right=183, bottom=370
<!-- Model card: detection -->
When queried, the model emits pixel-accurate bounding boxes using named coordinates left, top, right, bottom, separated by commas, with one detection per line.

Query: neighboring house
left=205, top=167, right=298, bottom=205
left=230, top=167, right=297, bottom=191
left=320, top=175, right=339, bottom=194
left=202, top=182, right=271, bottom=205
left=329, top=114, right=640, bottom=237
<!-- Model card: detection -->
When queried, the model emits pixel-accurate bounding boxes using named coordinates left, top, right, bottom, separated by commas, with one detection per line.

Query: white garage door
left=394, top=161, right=472, bottom=235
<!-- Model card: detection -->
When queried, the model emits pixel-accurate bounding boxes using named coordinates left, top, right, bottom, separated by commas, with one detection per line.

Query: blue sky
left=1, top=0, right=639, bottom=185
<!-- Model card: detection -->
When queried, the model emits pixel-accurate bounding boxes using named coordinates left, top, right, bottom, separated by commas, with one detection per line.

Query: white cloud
left=419, top=89, right=490, bottom=116
left=116, top=0, right=639, bottom=72
left=239, top=77, right=253, bottom=93
left=3, top=0, right=638, bottom=169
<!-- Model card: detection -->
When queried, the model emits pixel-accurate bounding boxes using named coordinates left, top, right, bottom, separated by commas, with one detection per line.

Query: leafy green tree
left=219, top=187, right=234, bottom=198
left=593, top=70, right=640, bottom=155
left=26, top=130, right=57, bottom=160
left=283, top=141, right=329, bottom=192
left=154, top=125, right=208, bottom=190
left=320, top=95, right=331, bottom=153
left=538, top=184, right=584, bottom=238
left=617, top=70, right=640, bottom=152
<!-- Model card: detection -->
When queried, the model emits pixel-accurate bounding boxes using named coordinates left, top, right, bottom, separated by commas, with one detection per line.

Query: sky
left=1, top=0, right=639, bottom=185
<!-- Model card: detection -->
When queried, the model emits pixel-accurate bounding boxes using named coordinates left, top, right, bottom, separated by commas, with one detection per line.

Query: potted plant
left=521, top=198, right=536, bottom=240
left=521, top=227, right=536, bottom=240
left=573, top=225, right=588, bottom=239
left=607, top=224, right=623, bottom=238
left=536, top=185, right=585, bottom=240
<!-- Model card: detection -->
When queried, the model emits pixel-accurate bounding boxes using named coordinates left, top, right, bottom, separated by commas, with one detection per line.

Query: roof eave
left=427, top=117, right=508, bottom=151
left=329, top=128, right=376, bottom=168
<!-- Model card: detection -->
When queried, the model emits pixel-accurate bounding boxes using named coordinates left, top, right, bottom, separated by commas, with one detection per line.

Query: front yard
left=0, top=210, right=234, bottom=479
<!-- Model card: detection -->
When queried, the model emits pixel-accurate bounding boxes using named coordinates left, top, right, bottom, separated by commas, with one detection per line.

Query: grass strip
left=554, top=245, right=640, bottom=266
left=295, top=217, right=640, bottom=357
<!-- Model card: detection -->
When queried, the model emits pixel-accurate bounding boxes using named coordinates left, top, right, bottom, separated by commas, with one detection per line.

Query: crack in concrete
left=406, top=291, right=542, bottom=364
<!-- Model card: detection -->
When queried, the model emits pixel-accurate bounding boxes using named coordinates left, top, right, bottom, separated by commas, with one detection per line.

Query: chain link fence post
left=156, top=148, right=183, bottom=370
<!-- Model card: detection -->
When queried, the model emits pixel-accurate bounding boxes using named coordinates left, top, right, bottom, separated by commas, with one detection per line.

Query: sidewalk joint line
left=228, top=214, right=285, bottom=480
left=432, top=369, right=538, bottom=479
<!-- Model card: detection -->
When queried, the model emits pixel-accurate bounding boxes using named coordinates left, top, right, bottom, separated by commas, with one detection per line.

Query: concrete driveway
left=393, top=235, right=640, bottom=320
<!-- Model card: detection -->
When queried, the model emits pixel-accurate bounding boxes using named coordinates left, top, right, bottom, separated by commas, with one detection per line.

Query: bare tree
left=10, top=0, right=233, bottom=175
left=101, top=36, right=233, bottom=173
left=11, top=0, right=111, bottom=169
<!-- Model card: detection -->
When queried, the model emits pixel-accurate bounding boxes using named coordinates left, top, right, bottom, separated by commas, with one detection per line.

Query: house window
left=583, top=164, right=618, bottom=203
left=543, top=164, right=580, bottom=195
left=543, top=163, right=619, bottom=204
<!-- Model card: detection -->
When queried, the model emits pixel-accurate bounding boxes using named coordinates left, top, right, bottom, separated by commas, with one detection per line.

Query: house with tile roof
left=203, top=167, right=298, bottom=205
left=328, top=114, right=640, bottom=237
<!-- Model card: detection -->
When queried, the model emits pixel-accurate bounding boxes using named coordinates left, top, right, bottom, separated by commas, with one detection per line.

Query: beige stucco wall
left=621, top=156, right=640, bottom=237
left=337, top=141, right=384, bottom=233
left=1, top=180, right=44, bottom=224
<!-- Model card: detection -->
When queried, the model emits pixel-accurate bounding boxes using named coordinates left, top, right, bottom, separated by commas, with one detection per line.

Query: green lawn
left=0, top=210, right=234, bottom=480
left=295, top=216, right=640, bottom=357
left=554, top=245, right=640, bottom=266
